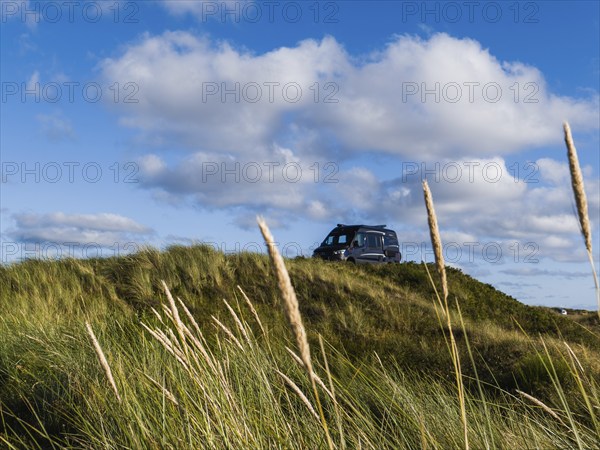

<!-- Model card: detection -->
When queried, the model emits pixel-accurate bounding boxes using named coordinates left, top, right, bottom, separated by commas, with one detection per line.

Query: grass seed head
left=564, top=122, right=592, bottom=254
left=257, top=216, right=313, bottom=376
left=85, top=322, right=121, bottom=403
left=422, top=180, right=448, bottom=302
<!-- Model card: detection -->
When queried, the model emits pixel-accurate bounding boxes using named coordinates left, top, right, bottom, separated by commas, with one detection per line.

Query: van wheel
left=347, top=258, right=356, bottom=264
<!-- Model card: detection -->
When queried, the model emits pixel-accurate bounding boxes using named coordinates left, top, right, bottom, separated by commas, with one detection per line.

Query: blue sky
left=1, top=0, right=599, bottom=309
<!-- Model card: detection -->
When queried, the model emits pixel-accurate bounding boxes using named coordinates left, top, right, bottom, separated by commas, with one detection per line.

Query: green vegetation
left=1, top=245, right=599, bottom=448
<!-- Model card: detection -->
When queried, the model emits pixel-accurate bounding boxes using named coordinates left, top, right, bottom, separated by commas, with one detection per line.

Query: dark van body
left=312, top=224, right=401, bottom=264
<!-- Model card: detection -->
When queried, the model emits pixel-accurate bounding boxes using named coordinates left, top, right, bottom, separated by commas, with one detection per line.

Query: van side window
left=367, top=233, right=383, bottom=249
left=355, top=233, right=366, bottom=247
left=338, top=235, right=347, bottom=244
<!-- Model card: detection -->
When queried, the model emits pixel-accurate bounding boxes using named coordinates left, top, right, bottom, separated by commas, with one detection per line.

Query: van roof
left=332, top=224, right=396, bottom=234
left=336, top=224, right=387, bottom=229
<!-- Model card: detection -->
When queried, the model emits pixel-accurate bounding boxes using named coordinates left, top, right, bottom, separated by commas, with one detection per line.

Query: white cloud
left=100, top=32, right=597, bottom=160
left=306, top=200, right=329, bottom=220
left=136, top=150, right=321, bottom=213
left=525, top=215, right=579, bottom=235
left=101, top=31, right=349, bottom=157
left=138, top=154, right=166, bottom=176
left=537, top=158, right=570, bottom=185
left=8, top=212, right=153, bottom=247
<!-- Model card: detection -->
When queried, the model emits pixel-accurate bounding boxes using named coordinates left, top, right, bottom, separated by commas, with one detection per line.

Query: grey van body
left=312, top=224, right=401, bottom=264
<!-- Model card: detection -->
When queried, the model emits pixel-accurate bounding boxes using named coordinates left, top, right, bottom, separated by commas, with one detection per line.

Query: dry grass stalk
left=275, top=370, right=319, bottom=421
left=159, top=302, right=204, bottom=363
left=161, top=304, right=174, bottom=320
left=150, top=307, right=166, bottom=325
left=173, top=299, right=218, bottom=371
left=161, top=280, right=187, bottom=344
left=222, top=299, right=252, bottom=348
left=516, top=390, right=566, bottom=426
left=167, top=328, right=184, bottom=352
left=140, top=322, right=191, bottom=371
left=258, top=216, right=334, bottom=450
left=422, top=257, right=449, bottom=329
left=181, top=325, right=217, bottom=372
left=144, top=291, right=240, bottom=412
left=422, top=180, right=469, bottom=450
left=563, top=341, right=585, bottom=374
left=212, top=316, right=244, bottom=350
left=176, top=297, right=203, bottom=339
left=237, top=285, right=266, bottom=336
left=422, top=180, right=448, bottom=303
left=319, top=335, right=346, bottom=450
left=564, top=122, right=592, bottom=254
left=563, top=122, right=599, bottom=316
left=85, top=322, right=122, bottom=403
left=285, top=347, right=334, bottom=399
left=175, top=298, right=207, bottom=345
left=143, top=373, right=179, bottom=406
left=257, top=217, right=313, bottom=375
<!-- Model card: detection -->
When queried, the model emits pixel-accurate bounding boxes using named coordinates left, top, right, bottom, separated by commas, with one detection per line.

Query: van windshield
left=322, top=232, right=354, bottom=246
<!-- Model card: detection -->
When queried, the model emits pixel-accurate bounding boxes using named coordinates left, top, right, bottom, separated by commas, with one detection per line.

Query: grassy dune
left=0, top=244, right=598, bottom=448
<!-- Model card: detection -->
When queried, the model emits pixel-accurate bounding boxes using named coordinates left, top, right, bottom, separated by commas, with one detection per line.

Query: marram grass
left=85, top=321, right=121, bottom=403
left=422, top=179, right=469, bottom=450
left=563, top=122, right=599, bottom=317
left=258, top=216, right=334, bottom=450
left=422, top=180, right=448, bottom=304
left=1, top=256, right=599, bottom=449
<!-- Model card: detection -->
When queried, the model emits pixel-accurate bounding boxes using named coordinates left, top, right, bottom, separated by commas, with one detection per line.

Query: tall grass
left=2, top=273, right=598, bottom=448
left=563, top=122, right=600, bottom=318
left=258, top=216, right=334, bottom=450
left=422, top=179, right=469, bottom=449
left=85, top=322, right=121, bottom=403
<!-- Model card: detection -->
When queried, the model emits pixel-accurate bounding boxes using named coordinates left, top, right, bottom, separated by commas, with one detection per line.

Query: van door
left=360, top=232, right=384, bottom=264
left=349, top=232, right=367, bottom=263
